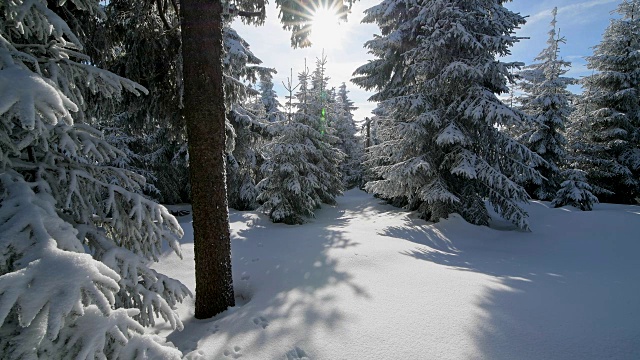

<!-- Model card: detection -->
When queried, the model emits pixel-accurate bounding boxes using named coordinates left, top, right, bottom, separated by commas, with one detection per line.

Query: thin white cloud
left=526, top=0, right=618, bottom=26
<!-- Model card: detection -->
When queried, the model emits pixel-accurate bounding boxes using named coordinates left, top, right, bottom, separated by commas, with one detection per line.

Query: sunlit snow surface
left=155, top=190, right=640, bottom=359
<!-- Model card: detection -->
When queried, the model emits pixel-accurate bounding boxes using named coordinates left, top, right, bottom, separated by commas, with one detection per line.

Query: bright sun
left=310, top=6, right=347, bottom=50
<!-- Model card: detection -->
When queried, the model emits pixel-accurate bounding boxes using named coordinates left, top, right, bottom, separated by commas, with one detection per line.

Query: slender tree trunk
left=181, top=0, right=235, bottom=318
left=365, top=118, right=370, bottom=151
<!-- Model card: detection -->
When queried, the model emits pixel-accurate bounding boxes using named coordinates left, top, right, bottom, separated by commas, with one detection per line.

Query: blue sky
left=234, top=0, right=621, bottom=123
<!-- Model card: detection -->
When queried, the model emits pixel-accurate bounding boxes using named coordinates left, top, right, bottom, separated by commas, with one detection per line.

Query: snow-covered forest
left=1, top=0, right=638, bottom=358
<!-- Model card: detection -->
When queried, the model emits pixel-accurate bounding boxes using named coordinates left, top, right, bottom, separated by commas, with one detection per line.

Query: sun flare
left=310, top=5, right=347, bottom=50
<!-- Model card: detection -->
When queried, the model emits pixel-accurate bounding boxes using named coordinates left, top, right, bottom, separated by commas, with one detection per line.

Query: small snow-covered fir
left=259, top=73, right=284, bottom=123
left=257, top=57, right=344, bottom=224
left=515, top=7, right=577, bottom=201
left=333, top=83, right=364, bottom=189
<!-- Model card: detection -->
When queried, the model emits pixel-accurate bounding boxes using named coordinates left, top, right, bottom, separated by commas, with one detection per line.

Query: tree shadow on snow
left=384, top=204, right=640, bottom=360
left=167, top=201, right=371, bottom=359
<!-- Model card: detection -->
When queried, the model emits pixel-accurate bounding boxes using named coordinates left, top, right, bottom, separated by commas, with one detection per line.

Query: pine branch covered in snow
left=0, top=174, right=182, bottom=358
left=85, top=229, right=190, bottom=329
left=0, top=1, right=187, bottom=357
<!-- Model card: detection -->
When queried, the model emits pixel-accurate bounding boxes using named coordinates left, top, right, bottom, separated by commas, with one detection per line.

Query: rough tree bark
left=181, top=0, right=235, bottom=318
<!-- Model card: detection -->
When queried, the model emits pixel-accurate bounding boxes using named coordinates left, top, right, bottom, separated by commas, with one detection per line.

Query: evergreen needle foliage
left=566, top=0, right=640, bottom=204
left=0, top=0, right=188, bottom=357
left=258, top=57, right=344, bottom=224
left=353, top=0, right=543, bottom=230
left=515, top=7, right=577, bottom=201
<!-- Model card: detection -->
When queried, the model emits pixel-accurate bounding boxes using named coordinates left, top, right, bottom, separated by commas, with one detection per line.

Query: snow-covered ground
left=154, top=189, right=640, bottom=359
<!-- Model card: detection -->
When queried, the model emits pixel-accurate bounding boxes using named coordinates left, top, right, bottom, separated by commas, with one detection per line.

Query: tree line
left=358, top=1, right=640, bottom=231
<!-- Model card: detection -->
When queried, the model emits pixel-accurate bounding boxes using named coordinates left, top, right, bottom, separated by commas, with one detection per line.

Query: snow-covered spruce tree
left=223, top=26, right=275, bottom=210
left=360, top=103, right=410, bottom=206
left=567, top=0, right=640, bottom=204
left=0, top=1, right=189, bottom=358
left=333, top=83, right=364, bottom=189
left=227, top=93, right=271, bottom=210
left=551, top=168, right=599, bottom=210
left=353, top=0, right=544, bottom=230
left=257, top=60, right=344, bottom=224
left=516, top=7, right=577, bottom=201
left=544, top=12, right=598, bottom=212
left=259, top=73, right=284, bottom=123
left=307, top=55, right=345, bottom=204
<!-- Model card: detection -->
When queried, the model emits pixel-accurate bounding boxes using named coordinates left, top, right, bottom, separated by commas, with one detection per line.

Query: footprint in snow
left=209, top=324, right=220, bottom=334
left=241, top=272, right=250, bottom=281
left=224, top=346, right=242, bottom=359
left=252, top=316, right=269, bottom=329
left=285, top=346, right=310, bottom=360
left=251, top=258, right=260, bottom=262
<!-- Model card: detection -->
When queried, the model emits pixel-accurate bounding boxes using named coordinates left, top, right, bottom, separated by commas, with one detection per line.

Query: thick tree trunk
left=181, top=0, right=235, bottom=318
